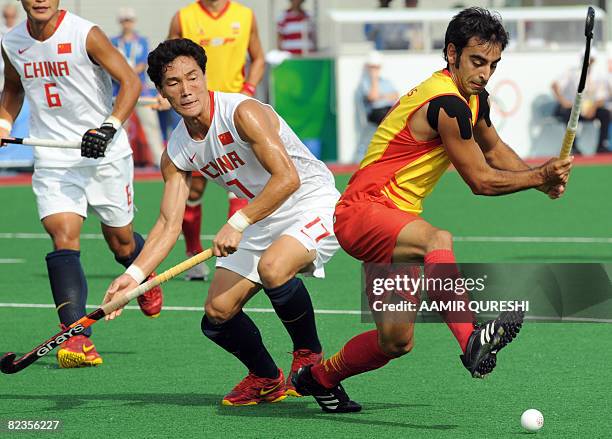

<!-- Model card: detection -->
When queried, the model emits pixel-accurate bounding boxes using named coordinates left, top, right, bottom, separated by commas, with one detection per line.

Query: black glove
left=81, top=123, right=117, bottom=159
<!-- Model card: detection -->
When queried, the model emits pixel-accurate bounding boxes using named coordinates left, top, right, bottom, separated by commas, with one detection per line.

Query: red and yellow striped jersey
left=342, top=69, right=480, bottom=214
left=179, top=1, right=252, bottom=92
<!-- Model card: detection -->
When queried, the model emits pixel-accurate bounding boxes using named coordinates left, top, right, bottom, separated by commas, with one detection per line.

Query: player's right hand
left=213, top=223, right=243, bottom=257
left=102, top=273, right=138, bottom=321
left=539, top=156, right=573, bottom=186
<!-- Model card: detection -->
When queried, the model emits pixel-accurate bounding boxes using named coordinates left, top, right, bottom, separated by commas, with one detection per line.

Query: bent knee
left=379, top=334, right=414, bottom=357
left=204, top=301, right=238, bottom=324
left=257, top=257, right=293, bottom=289
left=426, top=229, right=453, bottom=253
left=51, top=236, right=80, bottom=251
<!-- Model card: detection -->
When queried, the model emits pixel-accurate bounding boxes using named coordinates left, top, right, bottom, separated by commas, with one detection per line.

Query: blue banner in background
left=0, top=101, right=31, bottom=168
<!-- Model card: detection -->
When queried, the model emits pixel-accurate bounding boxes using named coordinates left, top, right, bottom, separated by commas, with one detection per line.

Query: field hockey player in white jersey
left=0, top=0, right=163, bottom=368
left=103, top=38, right=341, bottom=406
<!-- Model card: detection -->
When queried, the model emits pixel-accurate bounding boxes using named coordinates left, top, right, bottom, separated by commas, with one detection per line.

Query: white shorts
left=32, top=156, right=135, bottom=227
left=216, top=193, right=340, bottom=284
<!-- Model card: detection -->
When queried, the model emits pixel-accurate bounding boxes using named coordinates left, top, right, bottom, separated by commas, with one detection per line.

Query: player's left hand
left=213, top=223, right=243, bottom=257
left=102, top=273, right=138, bottom=321
left=537, top=182, right=566, bottom=199
left=81, top=123, right=117, bottom=159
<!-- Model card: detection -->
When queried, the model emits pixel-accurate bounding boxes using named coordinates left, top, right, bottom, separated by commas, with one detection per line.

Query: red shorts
left=334, top=197, right=420, bottom=263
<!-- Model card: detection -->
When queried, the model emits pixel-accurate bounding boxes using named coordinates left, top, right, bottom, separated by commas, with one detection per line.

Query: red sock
left=424, top=249, right=474, bottom=352
left=228, top=196, right=248, bottom=219
left=311, top=330, right=393, bottom=388
left=182, top=201, right=203, bottom=255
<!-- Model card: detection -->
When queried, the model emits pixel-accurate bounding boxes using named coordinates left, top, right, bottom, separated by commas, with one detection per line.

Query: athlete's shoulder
left=168, top=119, right=189, bottom=147
left=179, top=1, right=199, bottom=14
left=230, top=1, right=254, bottom=13
left=416, top=69, right=464, bottom=101
left=62, top=11, right=94, bottom=28
left=2, top=20, right=28, bottom=46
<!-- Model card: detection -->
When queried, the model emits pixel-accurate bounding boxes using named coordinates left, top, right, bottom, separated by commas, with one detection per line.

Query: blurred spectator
left=354, top=51, right=399, bottom=161
left=277, top=0, right=315, bottom=55
left=365, top=0, right=419, bottom=51
left=111, top=7, right=164, bottom=166
left=359, top=51, right=399, bottom=125
left=0, top=2, right=17, bottom=31
left=552, top=48, right=610, bottom=154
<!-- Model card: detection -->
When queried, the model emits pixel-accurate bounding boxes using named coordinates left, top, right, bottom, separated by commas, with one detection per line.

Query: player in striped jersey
left=277, top=0, right=315, bottom=55
left=294, top=7, right=573, bottom=413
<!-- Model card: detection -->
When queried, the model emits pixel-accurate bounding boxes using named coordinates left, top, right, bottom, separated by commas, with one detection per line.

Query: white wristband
left=125, top=264, right=146, bottom=284
left=104, top=115, right=122, bottom=130
left=0, top=118, right=13, bottom=132
left=227, top=210, right=251, bottom=232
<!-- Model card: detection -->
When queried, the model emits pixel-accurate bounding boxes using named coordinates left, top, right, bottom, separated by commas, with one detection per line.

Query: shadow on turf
left=217, top=400, right=457, bottom=431
left=0, top=394, right=457, bottom=431
left=27, top=352, right=138, bottom=370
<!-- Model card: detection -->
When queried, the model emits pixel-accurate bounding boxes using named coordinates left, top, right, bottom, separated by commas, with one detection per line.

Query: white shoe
left=184, top=259, right=210, bottom=281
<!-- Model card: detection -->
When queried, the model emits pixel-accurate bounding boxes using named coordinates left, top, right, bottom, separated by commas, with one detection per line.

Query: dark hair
left=147, top=38, right=208, bottom=89
left=443, top=7, right=508, bottom=67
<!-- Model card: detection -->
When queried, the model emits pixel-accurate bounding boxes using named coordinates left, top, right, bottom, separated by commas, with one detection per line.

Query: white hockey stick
left=1, top=137, right=81, bottom=149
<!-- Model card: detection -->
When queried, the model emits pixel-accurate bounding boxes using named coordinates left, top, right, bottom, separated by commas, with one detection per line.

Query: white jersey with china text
left=167, top=92, right=339, bottom=218
left=2, top=10, right=131, bottom=168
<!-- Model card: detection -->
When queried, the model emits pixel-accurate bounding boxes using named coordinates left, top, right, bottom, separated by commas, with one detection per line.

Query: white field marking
left=453, top=236, right=612, bottom=244
left=0, top=303, right=366, bottom=315
left=0, top=233, right=214, bottom=240
left=0, top=259, right=25, bottom=263
left=0, top=233, right=611, bottom=244
left=1, top=303, right=610, bottom=322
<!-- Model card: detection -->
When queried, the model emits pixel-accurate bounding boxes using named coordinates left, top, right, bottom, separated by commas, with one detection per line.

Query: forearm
left=131, top=216, right=182, bottom=276
left=485, top=140, right=531, bottom=172
left=470, top=167, right=544, bottom=196
left=240, top=175, right=299, bottom=222
left=0, top=88, right=24, bottom=122
left=367, top=79, right=380, bottom=101
left=111, top=75, right=141, bottom=123
left=244, top=56, right=265, bottom=88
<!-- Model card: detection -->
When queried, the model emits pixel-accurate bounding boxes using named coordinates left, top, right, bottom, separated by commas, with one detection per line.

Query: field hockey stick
left=0, top=249, right=214, bottom=374
left=0, top=137, right=81, bottom=149
left=559, top=6, right=595, bottom=159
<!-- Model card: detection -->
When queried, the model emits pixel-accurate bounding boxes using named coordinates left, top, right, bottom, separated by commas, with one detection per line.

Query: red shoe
left=137, top=272, right=163, bottom=318
left=57, top=335, right=103, bottom=368
left=285, top=349, right=323, bottom=397
left=222, top=369, right=287, bottom=406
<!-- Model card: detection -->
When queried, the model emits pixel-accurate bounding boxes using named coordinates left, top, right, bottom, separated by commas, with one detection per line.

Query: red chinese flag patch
left=57, top=43, right=72, bottom=54
left=218, top=131, right=234, bottom=146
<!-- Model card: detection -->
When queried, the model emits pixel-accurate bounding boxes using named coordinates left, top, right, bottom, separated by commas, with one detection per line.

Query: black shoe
left=571, top=146, right=582, bottom=155
left=292, top=365, right=362, bottom=413
left=460, top=310, right=524, bottom=379
left=596, top=145, right=610, bottom=154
